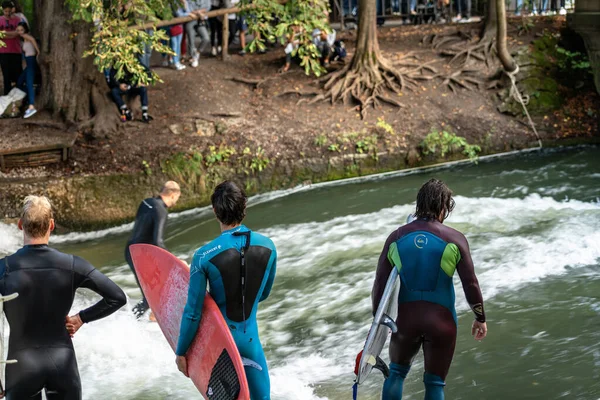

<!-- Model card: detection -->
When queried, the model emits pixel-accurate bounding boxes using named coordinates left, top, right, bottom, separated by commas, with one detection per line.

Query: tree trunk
left=316, top=0, right=414, bottom=116
left=34, top=0, right=119, bottom=136
left=495, top=0, right=517, bottom=72
left=354, top=0, right=381, bottom=68
left=481, top=0, right=497, bottom=40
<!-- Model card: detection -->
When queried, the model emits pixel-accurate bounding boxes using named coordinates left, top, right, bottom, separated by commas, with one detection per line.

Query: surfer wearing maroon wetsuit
left=372, top=179, right=487, bottom=400
left=125, top=181, right=180, bottom=319
left=176, top=181, right=277, bottom=400
left=0, top=196, right=126, bottom=400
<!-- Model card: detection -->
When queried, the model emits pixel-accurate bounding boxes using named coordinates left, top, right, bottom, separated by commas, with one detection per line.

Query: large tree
left=31, top=0, right=172, bottom=136
left=310, top=0, right=420, bottom=117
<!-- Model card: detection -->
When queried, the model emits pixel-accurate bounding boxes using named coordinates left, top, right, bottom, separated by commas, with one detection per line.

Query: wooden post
left=222, top=14, right=230, bottom=60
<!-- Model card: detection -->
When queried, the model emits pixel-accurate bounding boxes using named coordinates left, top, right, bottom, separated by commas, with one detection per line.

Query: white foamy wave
left=0, top=223, right=22, bottom=256
left=271, top=355, right=343, bottom=400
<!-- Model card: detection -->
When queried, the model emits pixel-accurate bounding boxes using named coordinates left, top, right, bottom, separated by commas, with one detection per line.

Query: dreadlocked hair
left=414, top=178, right=455, bottom=221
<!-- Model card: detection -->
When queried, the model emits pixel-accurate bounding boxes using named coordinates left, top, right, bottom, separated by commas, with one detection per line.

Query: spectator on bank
left=237, top=15, right=249, bottom=56
left=209, top=0, right=231, bottom=57
left=161, top=23, right=186, bottom=70
left=452, top=0, right=471, bottom=22
left=15, top=21, right=38, bottom=119
left=228, top=0, right=239, bottom=47
left=186, top=0, right=211, bottom=67
left=109, top=65, right=152, bottom=123
left=312, top=28, right=346, bottom=67
left=12, top=1, right=26, bottom=24
left=0, top=1, right=23, bottom=95
left=279, top=25, right=302, bottom=73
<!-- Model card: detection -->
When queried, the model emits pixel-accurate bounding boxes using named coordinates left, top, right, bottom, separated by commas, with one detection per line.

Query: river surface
left=1, top=146, right=600, bottom=400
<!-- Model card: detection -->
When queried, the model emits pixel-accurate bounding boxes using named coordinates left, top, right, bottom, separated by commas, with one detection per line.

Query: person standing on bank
left=0, top=1, right=23, bottom=95
left=0, top=195, right=126, bottom=399
left=373, top=178, right=487, bottom=400
left=125, top=181, right=181, bottom=319
left=176, top=181, right=277, bottom=399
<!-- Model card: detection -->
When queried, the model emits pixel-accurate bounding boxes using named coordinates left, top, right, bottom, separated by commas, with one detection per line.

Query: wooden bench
left=0, top=133, right=77, bottom=170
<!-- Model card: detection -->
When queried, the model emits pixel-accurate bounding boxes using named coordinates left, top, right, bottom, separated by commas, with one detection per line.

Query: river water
left=1, top=146, right=599, bottom=400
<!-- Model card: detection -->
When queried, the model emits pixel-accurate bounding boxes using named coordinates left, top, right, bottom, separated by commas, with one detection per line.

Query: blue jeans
left=110, top=86, right=148, bottom=110
left=457, top=0, right=471, bottom=17
left=170, top=33, right=183, bottom=64
left=17, top=56, right=36, bottom=106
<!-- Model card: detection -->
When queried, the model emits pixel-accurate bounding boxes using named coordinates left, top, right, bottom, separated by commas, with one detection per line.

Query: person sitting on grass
left=108, top=65, right=153, bottom=123
left=16, top=21, right=39, bottom=119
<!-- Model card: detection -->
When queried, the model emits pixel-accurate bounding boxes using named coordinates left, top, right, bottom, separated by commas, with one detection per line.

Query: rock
left=169, top=124, right=181, bottom=135
left=195, top=119, right=216, bottom=137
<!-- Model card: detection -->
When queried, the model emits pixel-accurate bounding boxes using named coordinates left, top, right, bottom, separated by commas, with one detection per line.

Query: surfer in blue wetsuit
left=373, top=178, right=487, bottom=400
left=175, top=181, right=277, bottom=400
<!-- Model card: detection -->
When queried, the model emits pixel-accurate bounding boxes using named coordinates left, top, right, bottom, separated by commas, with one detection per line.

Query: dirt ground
left=0, top=16, right=597, bottom=179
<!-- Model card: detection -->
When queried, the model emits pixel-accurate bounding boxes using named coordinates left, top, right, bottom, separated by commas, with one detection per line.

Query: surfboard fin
left=241, top=357, right=263, bottom=371
left=380, top=313, right=398, bottom=334
left=373, top=356, right=390, bottom=379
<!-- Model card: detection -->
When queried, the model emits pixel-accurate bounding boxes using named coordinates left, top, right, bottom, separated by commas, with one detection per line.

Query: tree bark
left=495, top=0, right=517, bottom=72
left=481, top=0, right=497, bottom=40
left=354, top=0, right=381, bottom=70
left=34, top=0, right=119, bottom=136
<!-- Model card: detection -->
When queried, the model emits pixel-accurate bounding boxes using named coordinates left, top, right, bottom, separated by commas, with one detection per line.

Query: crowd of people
left=0, top=0, right=572, bottom=122
left=0, top=1, right=39, bottom=119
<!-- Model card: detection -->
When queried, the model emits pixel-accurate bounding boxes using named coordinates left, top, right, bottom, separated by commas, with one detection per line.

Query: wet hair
left=16, top=21, right=28, bottom=33
left=211, top=181, right=247, bottom=226
left=414, top=178, right=455, bottom=221
left=1, top=1, right=14, bottom=10
left=21, top=195, right=53, bottom=238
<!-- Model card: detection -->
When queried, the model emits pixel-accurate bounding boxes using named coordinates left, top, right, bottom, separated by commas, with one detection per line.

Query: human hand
left=472, top=320, right=487, bottom=341
left=66, top=314, right=84, bottom=337
left=119, top=83, right=128, bottom=92
left=176, top=355, right=189, bottom=377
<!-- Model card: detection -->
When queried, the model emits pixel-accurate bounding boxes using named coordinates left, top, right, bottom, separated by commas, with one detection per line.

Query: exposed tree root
left=229, top=76, right=277, bottom=90
left=440, top=68, right=483, bottom=92
left=422, top=30, right=475, bottom=50
left=310, top=57, right=417, bottom=119
left=423, top=23, right=498, bottom=70
left=274, top=89, right=320, bottom=98
left=443, top=36, right=496, bottom=68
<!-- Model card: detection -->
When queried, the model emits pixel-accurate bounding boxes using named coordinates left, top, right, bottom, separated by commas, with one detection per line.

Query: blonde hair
left=21, top=195, right=53, bottom=238
left=160, top=181, right=181, bottom=196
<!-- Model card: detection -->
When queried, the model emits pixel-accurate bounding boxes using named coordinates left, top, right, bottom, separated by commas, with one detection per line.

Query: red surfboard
left=130, top=244, right=251, bottom=400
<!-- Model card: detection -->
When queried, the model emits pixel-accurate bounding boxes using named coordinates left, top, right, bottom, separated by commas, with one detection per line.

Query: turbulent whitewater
left=0, top=146, right=599, bottom=399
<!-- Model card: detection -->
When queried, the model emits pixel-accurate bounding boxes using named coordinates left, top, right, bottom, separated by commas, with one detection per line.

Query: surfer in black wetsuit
left=0, top=195, right=126, bottom=400
left=373, top=179, right=487, bottom=400
left=125, top=181, right=180, bottom=319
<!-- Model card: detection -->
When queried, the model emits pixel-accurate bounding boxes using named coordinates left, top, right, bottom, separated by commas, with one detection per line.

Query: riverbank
left=0, top=17, right=598, bottom=230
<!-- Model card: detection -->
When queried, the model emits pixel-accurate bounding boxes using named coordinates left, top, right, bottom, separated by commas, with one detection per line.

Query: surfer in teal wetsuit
left=373, top=179, right=488, bottom=400
left=175, top=181, right=277, bottom=400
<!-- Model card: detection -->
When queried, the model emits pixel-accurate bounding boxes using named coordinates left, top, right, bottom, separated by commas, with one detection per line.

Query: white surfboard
left=356, top=268, right=400, bottom=385
left=0, top=292, right=19, bottom=396
left=354, top=215, right=415, bottom=396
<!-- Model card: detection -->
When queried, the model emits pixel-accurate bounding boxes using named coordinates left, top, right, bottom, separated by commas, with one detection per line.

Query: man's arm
left=455, top=235, right=486, bottom=322
left=371, top=230, right=399, bottom=314
left=176, top=255, right=207, bottom=356
left=259, top=249, right=277, bottom=302
left=152, top=206, right=167, bottom=249
left=75, top=257, right=127, bottom=323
